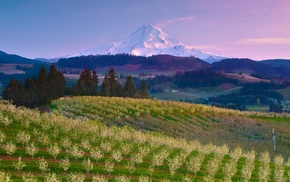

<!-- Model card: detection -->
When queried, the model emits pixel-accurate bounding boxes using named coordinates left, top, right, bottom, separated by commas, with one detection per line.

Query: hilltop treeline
left=2, top=66, right=150, bottom=107
left=57, top=54, right=209, bottom=73
left=0, top=63, right=51, bottom=87
left=175, top=69, right=238, bottom=88
left=212, top=58, right=290, bottom=79
left=206, top=82, right=284, bottom=112
left=145, top=69, right=238, bottom=92
left=71, top=67, right=150, bottom=99
left=144, top=69, right=286, bottom=112
left=2, top=65, right=66, bottom=107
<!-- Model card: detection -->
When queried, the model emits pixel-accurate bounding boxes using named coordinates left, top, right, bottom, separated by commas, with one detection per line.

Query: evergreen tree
left=73, top=67, right=89, bottom=95
left=72, top=67, right=99, bottom=96
left=78, top=67, right=92, bottom=95
left=2, top=79, right=22, bottom=105
left=124, top=76, right=136, bottom=97
left=22, top=78, right=38, bottom=107
left=2, top=85, right=10, bottom=101
left=101, top=74, right=110, bottom=96
left=47, top=64, right=66, bottom=99
left=37, top=66, right=48, bottom=103
left=108, top=67, right=118, bottom=96
left=134, top=89, right=142, bottom=98
left=101, top=67, right=122, bottom=97
left=91, top=70, right=99, bottom=95
left=2, top=65, right=67, bottom=107
left=115, top=82, right=123, bottom=97
left=72, top=68, right=99, bottom=96
left=140, top=81, right=150, bottom=98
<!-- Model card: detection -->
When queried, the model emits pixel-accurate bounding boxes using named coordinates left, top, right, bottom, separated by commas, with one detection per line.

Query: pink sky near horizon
left=0, top=0, right=289, bottom=60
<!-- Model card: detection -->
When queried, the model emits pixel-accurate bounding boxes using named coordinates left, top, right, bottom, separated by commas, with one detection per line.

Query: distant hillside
left=57, top=54, right=210, bottom=73
left=211, top=58, right=290, bottom=79
left=0, top=51, right=37, bottom=64
left=35, top=57, right=59, bottom=63
left=261, top=59, right=290, bottom=68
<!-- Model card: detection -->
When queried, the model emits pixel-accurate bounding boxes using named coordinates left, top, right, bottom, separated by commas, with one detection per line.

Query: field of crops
left=0, top=98, right=290, bottom=181
left=52, top=96, right=290, bottom=158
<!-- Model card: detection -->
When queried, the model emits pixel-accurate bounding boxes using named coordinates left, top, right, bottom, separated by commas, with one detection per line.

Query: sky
left=0, top=0, right=290, bottom=60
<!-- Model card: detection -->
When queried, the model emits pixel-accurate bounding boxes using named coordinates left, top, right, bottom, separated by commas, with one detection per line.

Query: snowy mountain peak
left=134, top=24, right=158, bottom=37
left=75, top=24, right=227, bottom=63
left=129, top=23, right=180, bottom=45
left=108, top=23, right=182, bottom=56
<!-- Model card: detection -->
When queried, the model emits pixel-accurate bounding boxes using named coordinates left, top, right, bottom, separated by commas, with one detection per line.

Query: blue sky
left=0, top=0, right=290, bottom=60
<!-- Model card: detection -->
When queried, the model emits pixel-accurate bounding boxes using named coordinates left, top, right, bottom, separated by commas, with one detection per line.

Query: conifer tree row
left=71, top=68, right=99, bottom=96
left=76, top=67, right=150, bottom=99
left=2, top=65, right=66, bottom=107
left=2, top=66, right=150, bottom=107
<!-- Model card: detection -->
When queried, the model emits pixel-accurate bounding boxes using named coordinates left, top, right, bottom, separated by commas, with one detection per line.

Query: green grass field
left=247, top=105, right=269, bottom=112
left=152, top=85, right=241, bottom=102
left=0, top=97, right=290, bottom=181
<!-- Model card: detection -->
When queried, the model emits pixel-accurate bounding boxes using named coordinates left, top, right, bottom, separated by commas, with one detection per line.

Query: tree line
left=71, top=67, right=150, bottom=98
left=175, top=69, right=238, bottom=88
left=2, top=65, right=66, bottom=107
left=205, top=82, right=284, bottom=112
left=2, top=66, right=150, bottom=108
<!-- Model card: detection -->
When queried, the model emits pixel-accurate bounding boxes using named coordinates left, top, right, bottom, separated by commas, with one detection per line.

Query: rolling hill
left=261, top=59, right=290, bottom=68
left=0, top=97, right=290, bottom=181
left=0, top=51, right=37, bottom=64
left=211, top=58, right=290, bottom=79
left=57, top=54, right=210, bottom=75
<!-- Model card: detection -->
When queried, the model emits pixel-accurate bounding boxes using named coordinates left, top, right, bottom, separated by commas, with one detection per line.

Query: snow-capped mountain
left=74, top=24, right=227, bottom=63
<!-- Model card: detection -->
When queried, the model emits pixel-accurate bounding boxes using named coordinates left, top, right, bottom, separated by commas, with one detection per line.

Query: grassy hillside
left=0, top=98, right=290, bottom=181
left=151, top=84, right=241, bottom=102
left=52, top=96, right=290, bottom=158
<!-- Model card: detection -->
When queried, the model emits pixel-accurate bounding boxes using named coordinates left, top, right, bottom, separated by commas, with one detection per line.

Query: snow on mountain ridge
left=74, top=24, right=227, bottom=63
left=108, top=24, right=180, bottom=54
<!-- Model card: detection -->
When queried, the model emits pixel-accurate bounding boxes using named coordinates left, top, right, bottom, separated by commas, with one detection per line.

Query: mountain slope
left=261, top=59, right=290, bottom=68
left=57, top=54, right=210, bottom=74
left=0, top=51, right=37, bottom=64
left=74, top=24, right=226, bottom=63
left=211, top=58, right=290, bottom=79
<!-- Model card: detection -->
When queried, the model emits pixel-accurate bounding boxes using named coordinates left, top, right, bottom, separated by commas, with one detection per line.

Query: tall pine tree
left=72, top=67, right=99, bottom=96
left=108, top=67, right=122, bottom=97
left=47, top=64, right=66, bottom=99
left=124, top=76, right=136, bottom=97
left=2, top=79, right=22, bottom=105
left=91, top=70, right=99, bottom=95
left=37, top=66, right=48, bottom=103
left=2, top=65, right=67, bottom=107
left=22, top=78, right=38, bottom=107
left=140, top=81, right=150, bottom=98
left=101, top=74, right=110, bottom=96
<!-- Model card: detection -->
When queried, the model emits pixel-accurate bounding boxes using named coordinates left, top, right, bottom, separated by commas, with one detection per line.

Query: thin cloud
left=237, top=38, right=290, bottom=45
left=157, top=16, right=194, bottom=27
left=188, top=45, right=216, bottom=50
left=164, top=16, right=194, bottom=23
